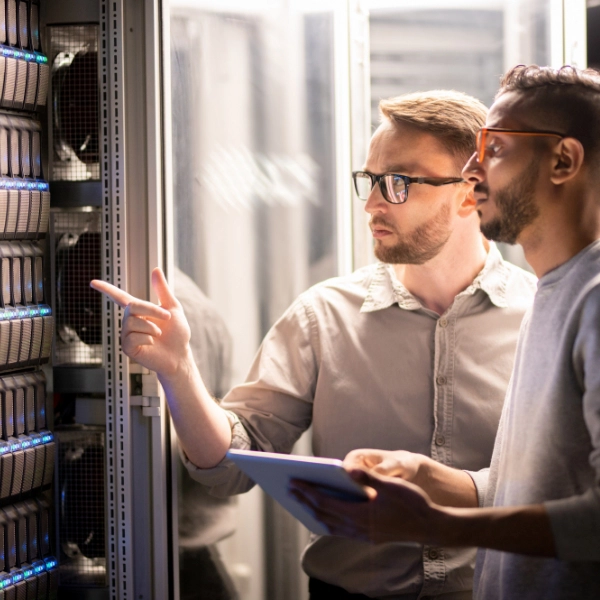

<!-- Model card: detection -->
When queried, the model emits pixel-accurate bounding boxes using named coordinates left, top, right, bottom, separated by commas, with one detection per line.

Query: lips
left=369, top=220, right=394, bottom=238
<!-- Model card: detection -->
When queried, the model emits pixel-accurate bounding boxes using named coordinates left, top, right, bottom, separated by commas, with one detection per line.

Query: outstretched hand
left=90, top=268, right=192, bottom=378
left=289, top=468, right=441, bottom=545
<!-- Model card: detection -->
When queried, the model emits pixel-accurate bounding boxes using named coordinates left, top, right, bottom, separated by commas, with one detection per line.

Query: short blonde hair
left=379, top=90, right=488, bottom=168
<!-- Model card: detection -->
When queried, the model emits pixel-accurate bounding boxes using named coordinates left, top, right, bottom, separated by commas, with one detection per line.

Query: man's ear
left=550, top=137, right=584, bottom=185
left=457, top=186, right=477, bottom=217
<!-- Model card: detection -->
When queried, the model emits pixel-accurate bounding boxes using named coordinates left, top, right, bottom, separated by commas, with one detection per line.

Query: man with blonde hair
left=93, top=90, right=536, bottom=599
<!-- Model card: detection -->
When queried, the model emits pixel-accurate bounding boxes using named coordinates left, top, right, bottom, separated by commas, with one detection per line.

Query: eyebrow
left=364, top=166, right=410, bottom=174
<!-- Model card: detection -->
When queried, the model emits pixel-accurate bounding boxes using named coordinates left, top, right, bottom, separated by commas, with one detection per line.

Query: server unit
left=0, top=1, right=58, bottom=599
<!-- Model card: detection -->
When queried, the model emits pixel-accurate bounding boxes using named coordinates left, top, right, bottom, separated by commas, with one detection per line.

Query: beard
left=372, top=200, right=452, bottom=265
left=479, top=157, right=540, bottom=245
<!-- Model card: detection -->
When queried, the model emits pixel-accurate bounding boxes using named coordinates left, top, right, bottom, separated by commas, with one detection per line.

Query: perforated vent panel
left=48, top=25, right=99, bottom=182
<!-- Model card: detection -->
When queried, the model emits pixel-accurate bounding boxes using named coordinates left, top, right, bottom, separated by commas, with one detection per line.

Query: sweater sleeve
left=464, top=468, right=489, bottom=508
left=545, top=281, right=600, bottom=561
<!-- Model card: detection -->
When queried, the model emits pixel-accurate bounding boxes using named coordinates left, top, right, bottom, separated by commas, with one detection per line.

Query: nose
left=461, top=151, right=485, bottom=185
left=363, top=182, right=388, bottom=216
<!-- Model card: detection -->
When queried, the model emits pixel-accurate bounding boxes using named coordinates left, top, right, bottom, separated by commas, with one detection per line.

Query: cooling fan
left=52, top=211, right=103, bottom=365
left=56, top=426, right=107, bottom=587
left=50, top=26, right=99, bottom=181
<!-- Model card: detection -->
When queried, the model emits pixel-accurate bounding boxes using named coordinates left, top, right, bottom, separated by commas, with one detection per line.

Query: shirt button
left=436, top=375, right=447, bottom=385
left=435, top=435, right=446, bottom=446
left=439, top=318, right=448, bottom=328
left=428, top=549, right=439, bottom=560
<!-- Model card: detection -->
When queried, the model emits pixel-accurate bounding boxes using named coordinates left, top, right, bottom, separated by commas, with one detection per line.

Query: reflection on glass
left=169, top=3, right=338, bottom=600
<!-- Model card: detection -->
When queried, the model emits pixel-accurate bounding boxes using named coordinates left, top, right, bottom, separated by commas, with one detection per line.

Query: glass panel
left=169, top=2, right=340, bottom=599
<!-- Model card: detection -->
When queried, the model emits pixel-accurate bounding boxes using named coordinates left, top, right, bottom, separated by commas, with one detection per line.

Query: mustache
left=474, top=183, right=489, bottom=195
left=370, top=216, right=396, bottom=230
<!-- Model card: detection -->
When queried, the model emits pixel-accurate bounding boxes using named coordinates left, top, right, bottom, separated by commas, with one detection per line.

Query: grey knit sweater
left=473, top=240, right=600, bottom=599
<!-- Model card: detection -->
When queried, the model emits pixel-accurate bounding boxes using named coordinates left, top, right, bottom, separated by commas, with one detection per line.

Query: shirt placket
left=419, top=304, right=457, bottom=598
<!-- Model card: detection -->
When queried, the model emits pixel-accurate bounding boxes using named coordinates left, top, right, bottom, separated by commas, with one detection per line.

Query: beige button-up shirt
left=184, top=244, right=537, bottom=599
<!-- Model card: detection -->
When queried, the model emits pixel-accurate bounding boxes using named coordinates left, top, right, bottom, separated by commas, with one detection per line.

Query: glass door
left=164, top=2, right=368, bottom=599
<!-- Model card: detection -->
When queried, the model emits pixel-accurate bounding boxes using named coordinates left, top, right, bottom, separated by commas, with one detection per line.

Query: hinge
left=130, top=370, right=161, bottom=417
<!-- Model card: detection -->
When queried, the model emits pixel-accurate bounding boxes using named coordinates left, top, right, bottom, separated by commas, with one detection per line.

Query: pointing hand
left=90, top=268, right=191, bottom=378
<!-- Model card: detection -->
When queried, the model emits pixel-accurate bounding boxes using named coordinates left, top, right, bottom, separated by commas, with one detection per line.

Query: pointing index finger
left=90, top=279, right=171, bottom=319
left=90, top=279, right=133, bottom=308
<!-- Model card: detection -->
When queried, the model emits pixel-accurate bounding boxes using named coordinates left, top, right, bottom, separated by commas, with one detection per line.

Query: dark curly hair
left=497, top=65, right=600, bottom=162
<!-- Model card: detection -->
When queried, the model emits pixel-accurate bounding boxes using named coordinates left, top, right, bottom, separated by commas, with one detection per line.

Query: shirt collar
left=360, top=243, right=510, bottom=313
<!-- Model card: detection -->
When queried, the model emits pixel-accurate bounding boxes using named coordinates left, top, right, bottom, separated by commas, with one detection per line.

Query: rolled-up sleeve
left=183, top=294, right=319, bottom=496
left=465, top=468, right=489, bottom=508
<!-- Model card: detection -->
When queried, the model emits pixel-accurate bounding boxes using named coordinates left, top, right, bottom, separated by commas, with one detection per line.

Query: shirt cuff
left=545, top=487, right=600, bottom=561
left=224, top=410, right=252, bottom=450
left=178, top=410, right=255, bottom=494
left=463, top=468, right=489, bottom=508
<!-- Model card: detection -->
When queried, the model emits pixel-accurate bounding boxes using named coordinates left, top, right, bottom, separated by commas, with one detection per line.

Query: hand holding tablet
left=226, top=449, right=369, bottom=535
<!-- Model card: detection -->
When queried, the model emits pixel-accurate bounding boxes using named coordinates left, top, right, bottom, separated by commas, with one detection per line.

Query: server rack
left=0, top=1, right=58, bottom=599
left=44, top=0, right=172, bottom=599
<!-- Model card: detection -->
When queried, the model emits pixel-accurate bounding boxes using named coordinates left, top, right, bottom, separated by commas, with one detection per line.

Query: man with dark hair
left=291, top=65, right=600, bottom=599
left=92, top=90, right=537, bottom=599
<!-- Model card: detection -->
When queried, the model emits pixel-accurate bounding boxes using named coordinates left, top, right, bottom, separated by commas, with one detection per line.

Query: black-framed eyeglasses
left=475, top=127, right=565, bottom=162
left=352, top=171, right=465, bottom=204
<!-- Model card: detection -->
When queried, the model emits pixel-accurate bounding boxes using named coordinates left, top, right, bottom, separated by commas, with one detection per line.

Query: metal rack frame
left=100, top=0, right=172, bottom=598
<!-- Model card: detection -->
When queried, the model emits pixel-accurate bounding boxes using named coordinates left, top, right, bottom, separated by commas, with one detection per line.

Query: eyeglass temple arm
left=411, top=177, right=465, bottom=185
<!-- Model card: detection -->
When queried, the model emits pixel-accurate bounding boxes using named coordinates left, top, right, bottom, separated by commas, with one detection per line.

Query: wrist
left=413, top=455, right=436, bottom=493
left=157, top=344, right=197, bottom=383
left=432, top=506, right=466, bottom=546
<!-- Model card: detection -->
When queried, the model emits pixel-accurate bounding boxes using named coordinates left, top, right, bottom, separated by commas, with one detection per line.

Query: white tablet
left=226, top=449, right=369, bottom=535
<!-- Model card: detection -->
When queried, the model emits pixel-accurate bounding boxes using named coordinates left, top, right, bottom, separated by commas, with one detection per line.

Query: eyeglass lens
left=385, top=175, right=408, bottom=203
left=476, top=129, right=486, bottom=162
left=354, top=172, right=376, bottom=200
left=354, top=172, right=407, bottom=204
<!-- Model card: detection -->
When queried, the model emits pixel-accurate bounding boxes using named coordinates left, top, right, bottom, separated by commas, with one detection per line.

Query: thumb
left=347, top=468, right=383, bottom=497
left=152, top=268, right=179, bottom=309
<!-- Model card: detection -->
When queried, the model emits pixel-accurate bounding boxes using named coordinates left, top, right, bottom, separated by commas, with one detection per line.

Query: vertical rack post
left=100, top=0, right=133, bottom=598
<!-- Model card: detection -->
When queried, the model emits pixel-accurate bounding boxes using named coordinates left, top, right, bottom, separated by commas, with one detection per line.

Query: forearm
left=416, top=457, right=478, bottom=508
left=158, top=346, right=232, bottom=468
left=436, top=503, right=556, bottom=557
